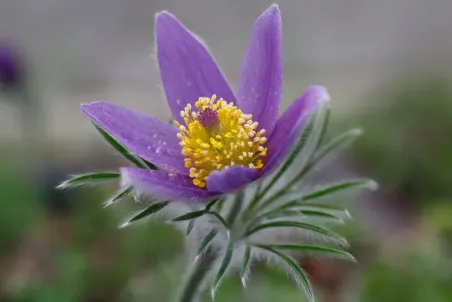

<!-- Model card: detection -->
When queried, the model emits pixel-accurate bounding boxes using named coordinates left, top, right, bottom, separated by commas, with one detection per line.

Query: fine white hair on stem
left=118, top=207, right=164, bottom=229
left=249, top=226, right=349, bottom=249
left=253, top=247, right=315, bottom=300
left=57, top=173, right=117, bottom=190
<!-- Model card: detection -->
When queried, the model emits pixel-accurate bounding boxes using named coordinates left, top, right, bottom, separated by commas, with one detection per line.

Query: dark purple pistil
left=198, top=108, right=220, bottom=130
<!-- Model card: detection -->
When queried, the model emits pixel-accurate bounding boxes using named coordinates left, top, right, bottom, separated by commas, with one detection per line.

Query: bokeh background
left=1, top=0, right=452, bottom=301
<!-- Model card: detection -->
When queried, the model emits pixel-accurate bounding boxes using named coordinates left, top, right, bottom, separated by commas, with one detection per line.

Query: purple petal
left=82, top=101, right=187, bottom=175
left=236, top=4, right=282, bottom=136
left=0, top=43, right=22, bottom=87
left=121, top=168, right=218, bottom=202
left=155, top=12, right=236, bottom=122
left=206, top=166, right=259, bottom=193
left=262, top=86, right=330, bottom=174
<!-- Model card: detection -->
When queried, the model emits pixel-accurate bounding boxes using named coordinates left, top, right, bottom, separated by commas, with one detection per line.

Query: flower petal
left=236, top=4, right=282, bottom=136
left=121, top=168, right=218, bottom=202
left=155, top=12, right=236, bottom=122
left=262, top=86, right=330, bottom=174
left=82, top=101, right=187, bottom=174
left=206, top=166, right=259, bottom=193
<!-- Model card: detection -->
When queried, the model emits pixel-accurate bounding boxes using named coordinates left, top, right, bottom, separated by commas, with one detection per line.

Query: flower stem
left=176, top=252, right=215, bottom=302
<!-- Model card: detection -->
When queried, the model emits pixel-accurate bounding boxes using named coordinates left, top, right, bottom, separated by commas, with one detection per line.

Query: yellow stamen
left=177, top=95, right=267, bottom=188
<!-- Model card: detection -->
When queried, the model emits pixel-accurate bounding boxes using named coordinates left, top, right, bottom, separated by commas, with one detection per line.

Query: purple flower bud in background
left=0, top=43, right=23, bottom=89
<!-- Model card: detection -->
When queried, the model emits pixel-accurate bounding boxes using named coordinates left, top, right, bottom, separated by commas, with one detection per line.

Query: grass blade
left=58, top=172, right=119, bottom=189
left=240, top=245, right=252, bottom=287
left=119, top=201, right=169, bottom=228
left=211, top=242, right=234, bottom=300
left=302, top=179, right=378, bottom=201
left=257, top=246, right=315, bottom=302
left=245, top=221, right=347, bottom=246
left=257, top=244, right=355, bottom=261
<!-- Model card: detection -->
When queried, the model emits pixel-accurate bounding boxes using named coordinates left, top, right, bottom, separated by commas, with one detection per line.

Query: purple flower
left=81, top=4, right=329, bottom=203
left=0, top=43, right=23, bottom=88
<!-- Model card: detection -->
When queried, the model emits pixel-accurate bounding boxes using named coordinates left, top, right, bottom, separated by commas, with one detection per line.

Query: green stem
left=176, top=252, right=215, bottom=302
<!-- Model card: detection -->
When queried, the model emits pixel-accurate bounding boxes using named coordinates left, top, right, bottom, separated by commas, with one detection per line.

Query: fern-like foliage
left=59, top=102, right=376, bottom=302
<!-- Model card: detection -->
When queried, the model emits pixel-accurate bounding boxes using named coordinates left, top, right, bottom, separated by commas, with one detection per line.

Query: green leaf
left=302, top=179, right=378, bottom=201
left=271, top=209, right=341, bottom=220
left=215, top=199, right=226, bottom=213
left=93, top=123, right=147, bottom=168
left=245, top=209, right=299, bottom=230
left=313, top=128, right=363, bottom=166
left=211, top=242, right=234, bottom=300
left=103, top=185, right=133, bottom=207
left=186, top=219, right=196, bottom=235
left=295, top=203, right=349, bottom=212
left=142, top=158, right=158, bottom=170
left=280, top=202, right=350, bottom=215
left=172, top=210, right=206, bottom=222
left=120, top=201, right=169, bottom=228
left=257, top=246, right=315, bottom=302
left=291, top=128, right=363, bottom=183
left=205, top=199, right=220, bottom=211
left=246, top=113, right=315, bottom=212
left=262, top=209, right=301, bottom=219
left=257, top=244, right=355, bottom=261
left=240, top=245, right=252, bottom=287
left=57, top=172, right=119, bottom=189
left=250, top=100, right=331, bottom=210
left=289, top=103, right=331, bottom=183
left=197, top=229, right=218, bottom=255
left=247, top=204, right=348, bottom=230
left=271, top=116, right=315, bottom=180
left=227, top=191, right=244, bottom=225
left=182, top=199, right=221, bottom=235
left=299, top=209, right=343, bottom=219
left=207, top=211, right=229, bottom=230
left=245, top=221, right=347, bottom=246
left=313, top=105, right=331, bottom=152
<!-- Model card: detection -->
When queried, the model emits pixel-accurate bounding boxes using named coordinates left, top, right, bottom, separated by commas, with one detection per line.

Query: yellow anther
left=176, top=95, right=268, bottom=188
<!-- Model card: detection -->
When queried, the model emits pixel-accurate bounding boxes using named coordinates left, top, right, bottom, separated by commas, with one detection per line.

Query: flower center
left=175, top=95, right=267, bottom=188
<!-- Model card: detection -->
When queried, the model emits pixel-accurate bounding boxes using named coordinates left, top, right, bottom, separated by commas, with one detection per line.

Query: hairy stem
left=176, top=251, right=215, bottom=302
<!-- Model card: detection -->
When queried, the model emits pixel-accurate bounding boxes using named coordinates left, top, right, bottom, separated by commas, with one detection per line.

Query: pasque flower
left=0, top=43, right=23, bottom=88
left=81, top=4, right=329, bottom=202
left=62, top=5, right=376, bottom=302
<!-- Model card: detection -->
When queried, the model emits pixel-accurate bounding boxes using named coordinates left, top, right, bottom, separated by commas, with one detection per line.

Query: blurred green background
left=1, top=0, right=452, bottom=301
